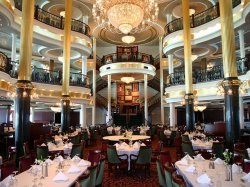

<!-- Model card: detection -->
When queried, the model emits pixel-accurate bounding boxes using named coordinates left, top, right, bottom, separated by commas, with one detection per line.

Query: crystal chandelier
left=122, top=35, right=135, bottom=44
left=92, top=0, right=159, bottom=34
left=121, top=77, right=135, bottom=84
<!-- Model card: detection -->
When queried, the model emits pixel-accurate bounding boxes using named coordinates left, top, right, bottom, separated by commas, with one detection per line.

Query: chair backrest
left=95, top=158, right=105, bottom=186
left=88, top=150, right=101, bottom=165
left=181, top=141, right=195, bottom=157
left=70, top=135, right=81, bottom=145
left=76, top=173, right=90, bottom=187
left=156, top=159, right=166, bottom=187
left=0, top=160, right=16, bottom=180
left=164, top=165, right=176, bottom=187
left=136, top=146, right=152, bottom=164
left=181, top=135, right=190, bottom=142
left=159, top=151, right=172, bottom=167
left=107, top=145, right=121, bottom=164
left=212, top=141, right=224, bottom=159
left=8, top=146, right=16, bottom=161
left=37, top=145, right=48, bottom=160
left=244, top=159, right=250, bottom=173
left=88, top=164, right=98, bottom=187
left=71, top=143, right=83, bottom=158
left=23, top=142, right=30, bottom=156
left=172, top=171, right=186, bottom=187
left=19, top=155, right=35, bottom=172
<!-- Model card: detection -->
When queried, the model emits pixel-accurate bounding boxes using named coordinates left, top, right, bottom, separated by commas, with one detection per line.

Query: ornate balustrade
left=0, top=52, right=89, bottom=88
left=101, top=52, right=154, bottom=65
left=13, top=1, right=91, bottom=37
left=164, top=0, right=241, bottom=37
left=167, top=57, right=250, bottom=87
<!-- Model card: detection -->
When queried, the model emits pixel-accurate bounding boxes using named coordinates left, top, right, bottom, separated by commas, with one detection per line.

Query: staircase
left=148, top=77, right=160, bottom=91
left=148, top=93, right=161, bottom=113
left=96, top=93, right=108, bottom=109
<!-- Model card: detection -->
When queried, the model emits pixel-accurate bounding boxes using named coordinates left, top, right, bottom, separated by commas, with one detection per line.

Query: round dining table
left=102, top=135, right=150, bottom=141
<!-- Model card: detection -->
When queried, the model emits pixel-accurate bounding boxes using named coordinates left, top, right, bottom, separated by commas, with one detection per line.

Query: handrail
left=164, top=0, right=241, bottom=37
left=101, top=52, right=155, bottom=65
left=0, top=54, right=89, bottom=88
left=167, top=56, right=250, bottom=87
left=13, top=1, right=91, bottom=37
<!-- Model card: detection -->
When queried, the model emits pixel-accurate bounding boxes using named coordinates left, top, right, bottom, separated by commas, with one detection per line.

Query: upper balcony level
left=13, top=0, right=91, bottom=37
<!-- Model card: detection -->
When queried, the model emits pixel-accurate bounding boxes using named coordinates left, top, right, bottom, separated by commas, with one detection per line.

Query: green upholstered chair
left=107, top=145, right=128, bottom=176
left=81, top=131, right=89, bottom=146
left=181, top=141, right=195, bottom=157
left=130, top=146, right=152, bottom=176
left=164, top=165, right=176, bottom=187
left=156, top=159, right=167, bottom=187
left=71, top=142, right=84, bottom=158
left=36, top=145, right=48, bottom=160
left=75, top=173, right=90, bottom=187
left=70, top=135, right=81, bottom=145
left=95, top=158, right=105, bottom=187
left=212, top=141, right=224, bottom=159
left=181, top=134, right=190, bottom=142
left=88, top=164, right=98, bottom=187
left=172, top=171, right=186, bottom=187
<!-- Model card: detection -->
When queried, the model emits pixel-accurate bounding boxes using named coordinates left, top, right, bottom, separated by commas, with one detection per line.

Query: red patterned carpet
left=85, top=135, right=177, bottom=187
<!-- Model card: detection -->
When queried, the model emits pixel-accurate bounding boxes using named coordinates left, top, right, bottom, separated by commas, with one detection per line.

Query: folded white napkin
left=54, top=155, right=64, bottom=162
left=68, top=142, right=73, bottom=147
left=183, top=154, right=194, bottom=161
left=64, top=144, right=70, bottom=149
left=41, top=143, right=46, bottom=146
left=57, top=141, right=64, bottom=146
left=242, top=172, right=250, bottom=182
left=178, top=158, right=188, bottom=166
left=78, top=159, right=91, bottom=167
left=214, top=158, right=224, bottom=165
left=72, top=155, right=81, bottom=162
left=45, top=158, right=53, bottom=165
left=184, top=132, right=189, bottom=135
left=114, top=143, right=119, bottom=148
left=121, top=142, right=128, bottom=147
left=67, top=165, right=81, bottom=173
left=232, top=164, right=240, bottom=173
left=186, top=165, right=196, bottom=173
left=141, top=143, right=146, bottom=146
left=164, top=130, right=171, bottom=135
left=197, top=173, right=211, bottom=184
left=247, top=148, right=250, bottom=153
left=133, top=142, right=140, bottom=149
left=194, top=154, right=205, bottom=161
left=53, top=171, right=69, bottom=182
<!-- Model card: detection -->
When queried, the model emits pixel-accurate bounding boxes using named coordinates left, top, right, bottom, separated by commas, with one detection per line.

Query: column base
left=61, top=95, right=70, bottom=133
left=222, top=77, right=240, bottom=150
left=185, top=93, right=194, bottom=131
left=15, top=80, right=33, bottom=159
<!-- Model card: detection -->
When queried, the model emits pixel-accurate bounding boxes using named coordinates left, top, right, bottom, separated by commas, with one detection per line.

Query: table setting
left=0, top=155, right=91, bottom=187
left=175, top=153, right=250, bottom=187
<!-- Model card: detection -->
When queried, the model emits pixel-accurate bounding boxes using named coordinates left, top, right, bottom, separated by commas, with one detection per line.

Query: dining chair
left=101, top=140, right=109, bottom=159
left=0, top=160, right=17, bottom=180
left=87, top=164, right=98, bottom=187
left=75, top=173, right=90, bottom=187
left=70, top=135, right=81, bottom=145
left=181, top=134, right=190, bottom=142
left=71, top=142, right=84, bottom=158
left=130, top=146, right=152, bottom=176
left=181, top=141, right=195, bottom=157
left=19, top=155, right=35, bottom=172
left=212, top=141, right=224, bottom=159
left=172, top=171, right=186, bottom=187
left=107, top=145, right=128, bottom=176
left=156, top=159, right=167, bottom=187
left=151, top=141, right=163, bottom=162
left=87, top=150, right=102, bottom=165
left=7, top=146, right=16, bottom=161
left=81, top=131, right=89, bottom=146
left=159, top=130, right=167, bottom=146
left=36, top=145, right=48, bottom=160
left=90, top=130, right=97, bottom=146
left=169, top=130, right=177, bottom=146
left=23, top=142, right=31, bottom=156
left=164, top=165, right=176, bottom=187
left=95, top=157, right=105, bottom=187
left=234, top=142, right=249, bottom=159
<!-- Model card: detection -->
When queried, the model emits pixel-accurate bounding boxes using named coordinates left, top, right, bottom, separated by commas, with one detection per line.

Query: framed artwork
left=105, top=55, right=113, bottom=64
left=125, top=84, right=132, bottom=95
left=125, top=96, right=132, bottom=101
left=132, top=83, right=139, bottom=92
left=132, top=96, right=139, bottom=103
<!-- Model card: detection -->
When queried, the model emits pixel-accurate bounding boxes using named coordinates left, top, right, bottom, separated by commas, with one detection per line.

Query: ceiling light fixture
left=121, top=77, right=135, bottom=84
left=121, top=35, right=135, bottom=44
left=92, top=0, right=159, bottom=34
left=60, top=11, right=65, bottom=17
left=189, top=9, right=195, bottom=15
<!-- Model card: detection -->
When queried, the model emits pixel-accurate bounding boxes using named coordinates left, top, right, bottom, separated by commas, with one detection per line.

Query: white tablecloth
left=191, top=140, right=213, bottom=150
left=175, top=160, right=250, bottom=187
left=6, top=160, right=88, bottom=187
left=103, top=135, right=150, bottom=142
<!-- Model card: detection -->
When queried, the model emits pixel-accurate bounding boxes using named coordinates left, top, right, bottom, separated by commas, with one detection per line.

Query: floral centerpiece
left=223, top=149, right=233, bottom=165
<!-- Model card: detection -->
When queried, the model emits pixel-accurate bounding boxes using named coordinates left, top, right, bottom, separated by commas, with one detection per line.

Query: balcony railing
left=0, top=52, right=89, bottom=88
left=164, top=0, right=241, bottom=37
left=101, top=52, right=154, bottom=66
left=13, top=1, right=91, bottom=37
left=167, top=57, right=250, bottom=87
